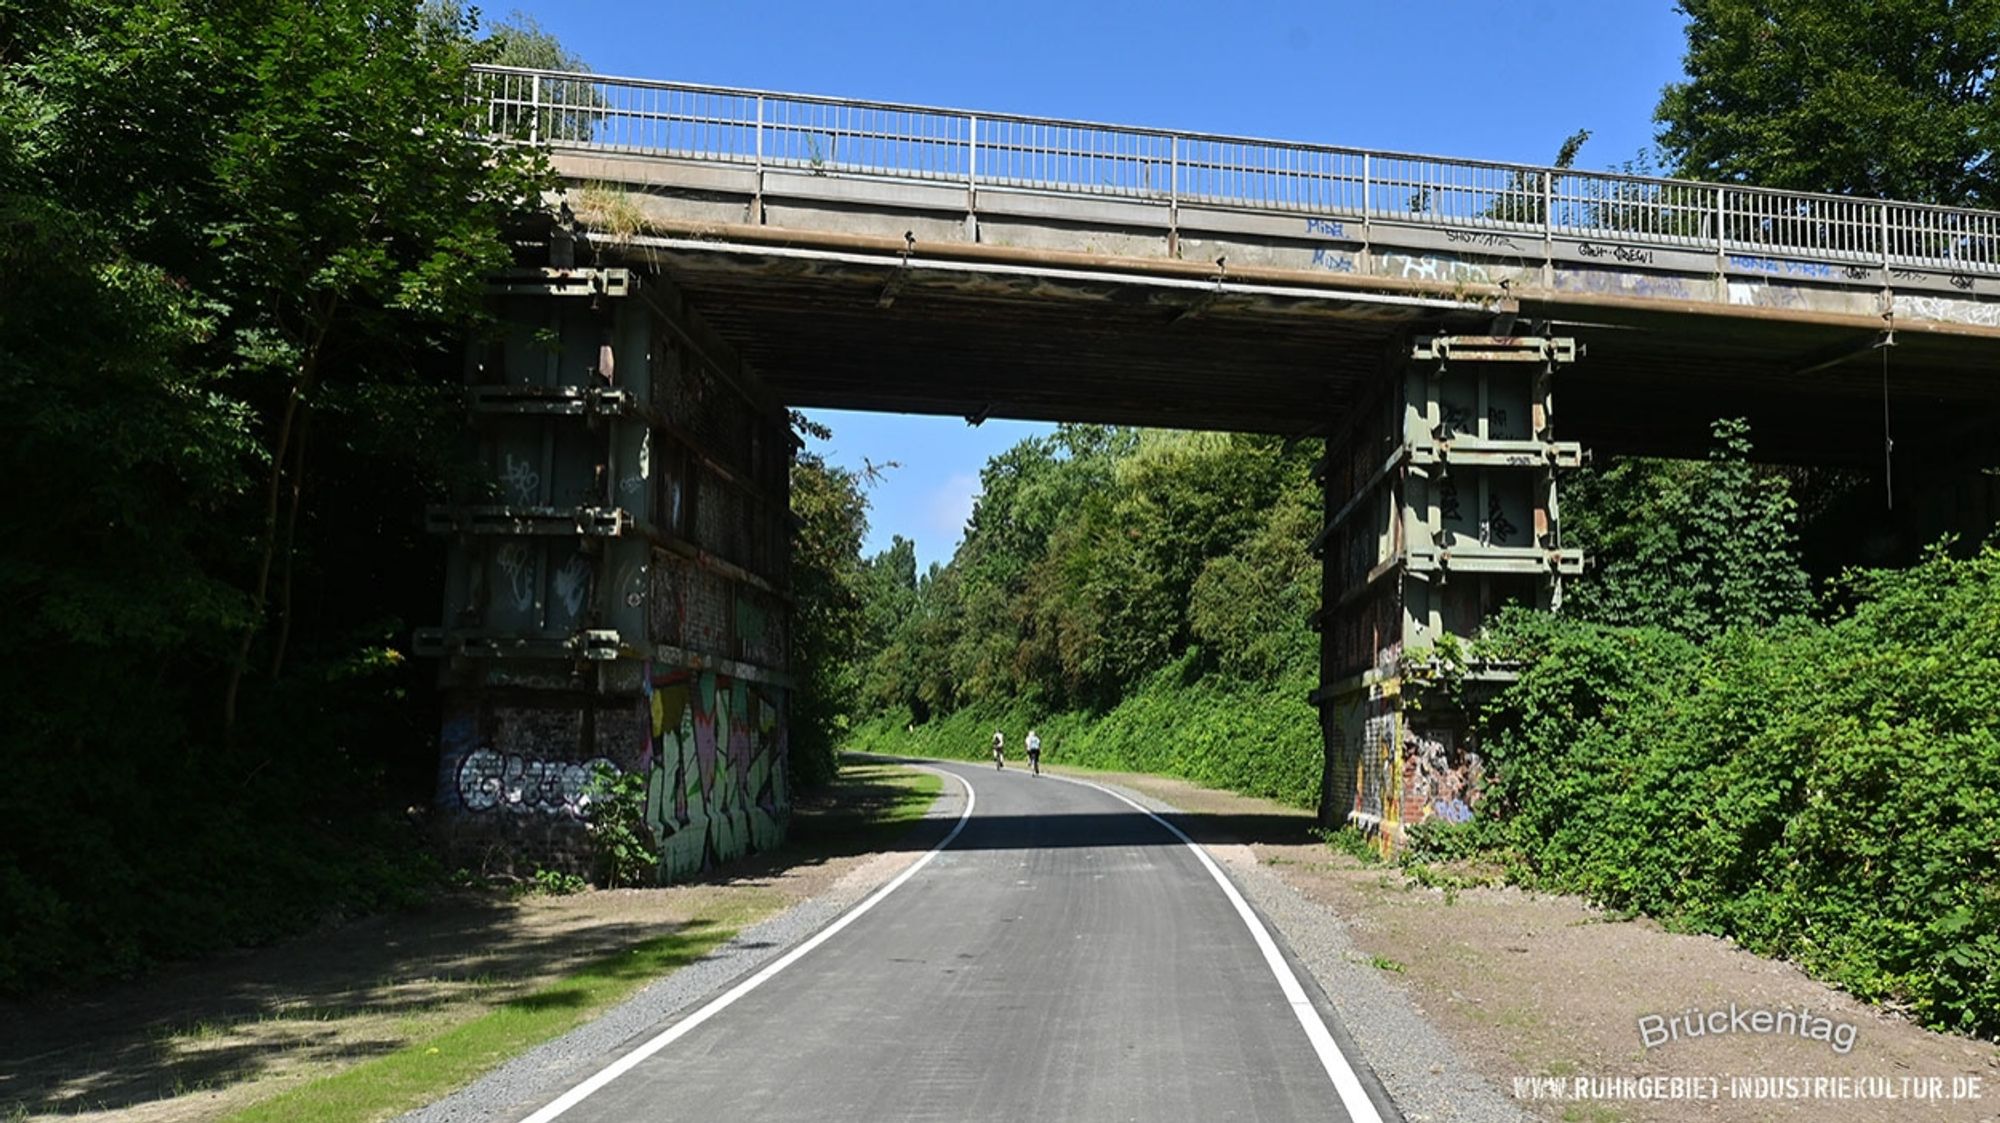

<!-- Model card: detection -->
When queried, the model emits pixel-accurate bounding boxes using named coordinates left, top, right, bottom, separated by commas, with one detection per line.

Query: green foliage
left=0, top=0, right=555, bottom=994
left=851, top=653, right=1323, bottom=810
left=1565, top=418, right=1811, bottom=636
left=584, top=766, right=655, bottom=890
left=1657, top=0, right=2000, bottom=204
left=790, top=441, right=870, bottom=790
left=1482, top=127, right=1592, bottom=225
left=851, top=426, right=1319, bottom=721
left=1473, top=544, right=2000, bottom=1037
left=838, top=424, right=1325, bottom=820
left=526, top=868, right=589, bottom=897
left=1319, top=826, right=1384, bottom=866
left=1188, top=467, right=1320, bottom=681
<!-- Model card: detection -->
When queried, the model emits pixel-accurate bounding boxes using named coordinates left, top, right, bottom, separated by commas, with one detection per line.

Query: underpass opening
left=422, top=67, right=2000, bottom=873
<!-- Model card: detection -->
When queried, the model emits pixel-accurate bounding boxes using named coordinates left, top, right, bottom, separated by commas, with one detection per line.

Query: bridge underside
left=629, top=232, right=1996, bottom=469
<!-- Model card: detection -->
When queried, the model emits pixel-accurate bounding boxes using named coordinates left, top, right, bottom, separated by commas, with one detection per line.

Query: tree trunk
left=269, top=412, right=310, bottom=680
left=223, top=309, right=334, bottom=744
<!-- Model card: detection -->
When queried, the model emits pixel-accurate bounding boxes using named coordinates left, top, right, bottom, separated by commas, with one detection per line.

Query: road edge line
left=517, top=765, right=976, bottom=1123
left=1046, top=772, right=1389, bottom=1123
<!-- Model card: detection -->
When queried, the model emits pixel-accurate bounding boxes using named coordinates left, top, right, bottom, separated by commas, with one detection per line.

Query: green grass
left=226, top=762, right=943, bottom=1123
left=225, top=916, right=744, bottom=1123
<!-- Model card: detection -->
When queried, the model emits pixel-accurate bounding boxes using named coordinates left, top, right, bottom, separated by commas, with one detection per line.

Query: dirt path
left=0, top=765, right=938, bottom=1123
left=1070, top=767, right=2000, bottom=1123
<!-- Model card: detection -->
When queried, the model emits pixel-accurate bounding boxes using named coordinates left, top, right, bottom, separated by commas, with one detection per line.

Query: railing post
left=968, top=114, right=979, bottom=187
left=1542, top=170, right=1555, bottom=285
left=1169, top=136, right=1180, bottom=257
left=755, top=95, right=765, bottom=175
left=1879, top=200, right=1891, bottom=272
left=530, top=73, right=541, bottom=145
left=1361, top=153, right=1373, bottom=261
left=1714, top=186, right=1727, bottom=300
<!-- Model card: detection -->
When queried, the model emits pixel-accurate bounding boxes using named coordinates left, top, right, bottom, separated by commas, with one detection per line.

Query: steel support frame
left=1313, top=334, right=1582, bottom=849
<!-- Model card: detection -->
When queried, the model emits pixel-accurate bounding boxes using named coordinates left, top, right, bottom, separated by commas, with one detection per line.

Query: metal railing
left=472, top=65, right=2000, bottom=278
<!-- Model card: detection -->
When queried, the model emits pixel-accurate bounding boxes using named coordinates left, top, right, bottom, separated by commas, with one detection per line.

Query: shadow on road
left=854, top=754, right=1322, bottom=853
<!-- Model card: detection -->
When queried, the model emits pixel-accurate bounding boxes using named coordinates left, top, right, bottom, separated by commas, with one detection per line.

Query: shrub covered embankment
left=1462, top=545, right=2000, bottom=1038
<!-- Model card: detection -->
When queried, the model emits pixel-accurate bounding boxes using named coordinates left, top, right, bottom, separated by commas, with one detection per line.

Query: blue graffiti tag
left=1310, top=247, right=1355, bottom=272
left=1728, top=254, right=1835, bottom=279
left=1433, top=799, right=1473, bottom=823
left=1305, top=217, right=1346, bottom=238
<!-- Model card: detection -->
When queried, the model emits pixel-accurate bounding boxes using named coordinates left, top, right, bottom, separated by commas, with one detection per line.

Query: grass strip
left=224, top=914, right=746, bottom=1123
left=226, top=762, right=941, bottom=1123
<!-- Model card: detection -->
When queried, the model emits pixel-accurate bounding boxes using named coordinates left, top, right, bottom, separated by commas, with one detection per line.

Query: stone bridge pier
left=418, top=258, right=796, bottom=879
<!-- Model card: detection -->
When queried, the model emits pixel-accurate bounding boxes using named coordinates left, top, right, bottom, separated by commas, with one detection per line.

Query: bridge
left=426, top=65, right=2000, bottom=864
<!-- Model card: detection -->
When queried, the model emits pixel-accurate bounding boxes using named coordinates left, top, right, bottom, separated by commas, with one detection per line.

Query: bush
left=1473, top=544, right=2000, bottom=1038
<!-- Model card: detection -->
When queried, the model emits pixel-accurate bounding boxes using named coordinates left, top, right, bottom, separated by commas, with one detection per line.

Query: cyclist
left=1025, top=729, right=1042, bottom=776
left=991, top=729, right=1005, bottom=770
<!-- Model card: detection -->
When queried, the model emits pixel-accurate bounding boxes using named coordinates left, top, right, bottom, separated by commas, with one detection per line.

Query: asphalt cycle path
left=515, top=759, right=1399, bottom=1122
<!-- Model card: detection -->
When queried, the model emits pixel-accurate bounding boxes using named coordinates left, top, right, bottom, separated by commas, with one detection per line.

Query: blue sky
left=498, top=1, right=1694, bottom=568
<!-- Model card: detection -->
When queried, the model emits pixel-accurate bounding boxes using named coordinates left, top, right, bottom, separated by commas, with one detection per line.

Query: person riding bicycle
left=991, top=729, right=1005, bottom=770
left=1025, top=729, right=1042, bottom=776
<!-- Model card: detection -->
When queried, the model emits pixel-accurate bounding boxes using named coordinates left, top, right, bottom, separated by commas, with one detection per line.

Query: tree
left=1564, top=419, right=1812, bottom=637
left=789, top=432, right=870, bottom=787
left=1483, top=128, right=1592, bottom=225
left=477, top=9, right=591, bottom=70
left=0, top=0, right=555, bottom=992
left=1657, top=0, right=2000, bottom=204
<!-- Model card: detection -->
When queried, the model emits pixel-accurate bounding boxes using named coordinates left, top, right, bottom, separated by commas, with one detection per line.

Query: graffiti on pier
left=455, top=748, right=617, bottom=816
left=553, top=554, right=591, bottom=618
left=1304, top=217, right=1347, bottom=238
left=1403, top=728, right=1477, bottom=825
left=501, top=453, right=540, bottom=504
left=496, top=544, right=536, bottom=611
left=644, top=666, right=789, bottom=880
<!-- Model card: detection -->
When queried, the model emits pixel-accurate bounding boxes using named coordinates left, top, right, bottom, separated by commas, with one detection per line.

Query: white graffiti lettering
left=496, top=544, right=536, bottom=611
left=1894, top=293, right=2000, bottom=327
left=501, top=453, right=541, bottom=505
left=456, top=748, right=617, bottom=816
left=553, top=554, right=591, bottom=618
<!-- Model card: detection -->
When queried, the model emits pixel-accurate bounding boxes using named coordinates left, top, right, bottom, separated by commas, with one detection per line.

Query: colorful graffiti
left=644, top=666, right=790, bottom=880
left=1402, top=728, right=1478, bottom=825
left=1328, top=683, right=1482, bottom=850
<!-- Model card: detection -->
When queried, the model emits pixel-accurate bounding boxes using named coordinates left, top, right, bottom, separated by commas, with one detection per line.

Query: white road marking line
left=518, top=765, right=975, bottom=1123
left=1047, top=771, right=1389, bottom=1123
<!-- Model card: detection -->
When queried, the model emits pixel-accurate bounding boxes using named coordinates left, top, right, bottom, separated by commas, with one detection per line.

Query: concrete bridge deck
left=482, top=64, right=2000, bottom=464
